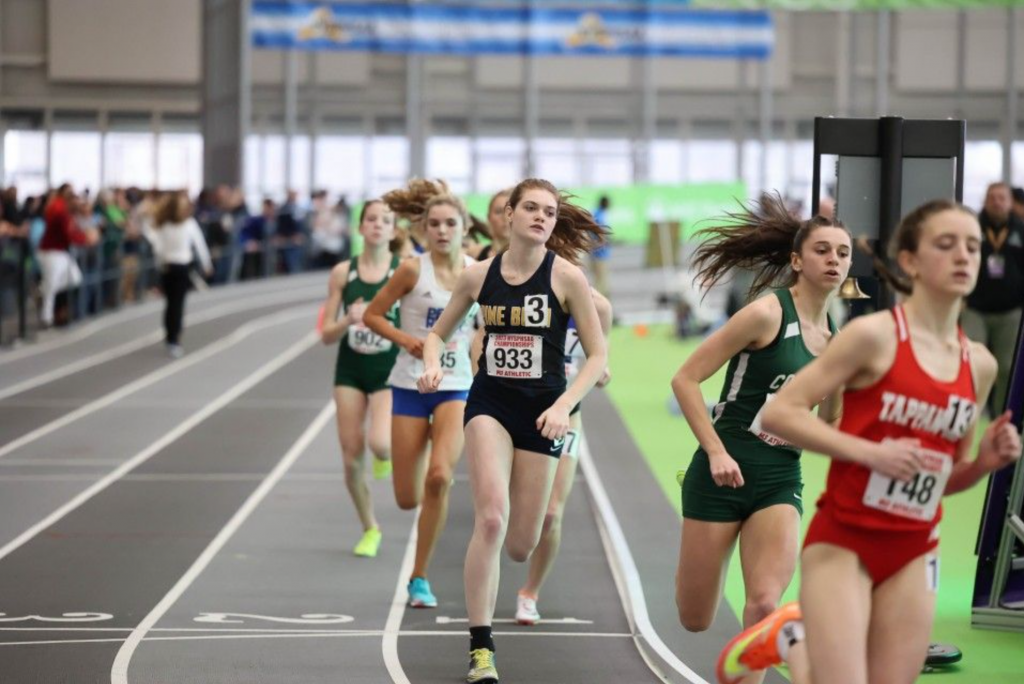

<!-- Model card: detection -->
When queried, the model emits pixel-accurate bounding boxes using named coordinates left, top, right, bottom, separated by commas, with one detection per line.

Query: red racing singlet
left=819, top=306, right=977, bottom=531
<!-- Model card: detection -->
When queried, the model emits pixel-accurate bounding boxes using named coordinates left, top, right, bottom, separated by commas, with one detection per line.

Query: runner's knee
left=541, top=509, right=563, bottom=538
left=475, top=508, right=507, bottom=547
left=676, top=591, right=714, bottom=632
left=424, top=467, right=452, bottom=499
left=505, top=537, right=535, bottom=563
left=743, top=594, right=780, bottom=628
left=367, top=435, right=389, bottom=461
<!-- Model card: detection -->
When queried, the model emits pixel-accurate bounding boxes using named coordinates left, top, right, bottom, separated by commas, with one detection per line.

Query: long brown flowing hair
left=506, top=178, right=607, bottom=266
left=859, top=198, right=976, bottom=296
left=152, top=191, right=190, bottom=228
left=691, top=192, right=846, bottom=298
left=382, top=178, right=488, bottom=244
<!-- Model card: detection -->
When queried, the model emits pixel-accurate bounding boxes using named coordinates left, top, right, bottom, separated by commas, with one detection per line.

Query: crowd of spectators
left=0, top=184, right=354, bottom=337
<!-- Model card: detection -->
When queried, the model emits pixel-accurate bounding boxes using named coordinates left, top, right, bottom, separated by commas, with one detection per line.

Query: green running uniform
left=682, top=288, right=837, bottom=521
left=334, top=255, right=401, bottom=394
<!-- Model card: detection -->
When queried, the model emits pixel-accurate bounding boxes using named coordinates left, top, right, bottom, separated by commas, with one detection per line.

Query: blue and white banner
left=251, top=2, right=773, bottom=60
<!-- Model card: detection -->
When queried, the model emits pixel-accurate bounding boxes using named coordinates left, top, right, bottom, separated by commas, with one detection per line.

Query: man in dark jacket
left=963, top=181, right=1024, bottom=412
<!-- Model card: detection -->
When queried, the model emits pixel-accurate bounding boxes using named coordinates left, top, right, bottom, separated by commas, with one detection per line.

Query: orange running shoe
left=716, top=602, right=803, bottom=684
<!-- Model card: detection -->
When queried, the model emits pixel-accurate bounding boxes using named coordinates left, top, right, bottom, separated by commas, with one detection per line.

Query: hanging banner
left=694, top=1, right=1017, bottom=7
left=251, top=2, right=774, bottom=60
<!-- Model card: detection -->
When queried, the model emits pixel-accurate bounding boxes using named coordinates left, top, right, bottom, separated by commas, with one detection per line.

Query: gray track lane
left=0, top=296, right=321, bottom=447
left=0, top=346, right=331, bottom=682
left=584, top=391, right=787, bottom=684
left=0, top=313, right=318, bottom=551
left=127, top=426, right=411, bottom=683
left=0, top=275, right=322, bottom=379
left=395, top=462, right=658, bottom=682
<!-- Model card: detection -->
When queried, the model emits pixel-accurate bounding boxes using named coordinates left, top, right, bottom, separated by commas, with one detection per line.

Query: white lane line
left=0, top=473, right=349, bottom=482
left=0, top=306, right=161, bottom=366
left=0, top=307, right=310, bottom=460
left=109, top=403, right=335, bottom=684
left=0, top=277, right=319, bottom=366
left=578, top=441, right=710, bottom=684
left=2, top=627, right=368, bottom=633
left=3, top=630, right=637, bottom=648
left=434, top=616, right=593, bottom=625
left=383, top=515, right=419, bottom=684
left=0, top=459, right=124, bottom=467
left=0, top=332, right=318, bottom=565
left=0, top=286, right=319, bottom=401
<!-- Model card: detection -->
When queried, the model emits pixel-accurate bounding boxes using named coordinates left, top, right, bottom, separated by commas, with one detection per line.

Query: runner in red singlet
left=716, top=200, right=1022, bottom=684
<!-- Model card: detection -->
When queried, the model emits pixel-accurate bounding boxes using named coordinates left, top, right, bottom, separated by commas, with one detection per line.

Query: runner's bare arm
left=555, top=265, right=607, bottom=412
left=763, top=314, right=924, bottom=481
left=364, top=258, right=421, bottom=352
left=320, top=261, right=351, bottom=345
left=670, top=295, right=781, bottom=461
left=947, top=343, right=1021, bottom=494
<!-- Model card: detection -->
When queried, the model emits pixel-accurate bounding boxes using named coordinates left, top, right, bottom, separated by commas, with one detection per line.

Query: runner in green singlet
left=320, top=199, right=400, bottom=558
left=670, top=194, right=851, bottom=684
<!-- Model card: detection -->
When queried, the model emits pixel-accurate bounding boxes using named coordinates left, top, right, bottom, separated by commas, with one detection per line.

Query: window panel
left=686, top=140, right=737, bottom=183
left=4, top=131, right=49, bottom=196
left=157, top=133, right=202, bottom=195
left=315, top=136, right=366, bottom=198
left=105, top=132, right=155, bottom=189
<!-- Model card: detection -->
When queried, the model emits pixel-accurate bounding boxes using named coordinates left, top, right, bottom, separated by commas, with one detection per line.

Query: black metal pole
left=877, top=116, right=904, bottom=311
left=811, top=117, right=824, bottom=217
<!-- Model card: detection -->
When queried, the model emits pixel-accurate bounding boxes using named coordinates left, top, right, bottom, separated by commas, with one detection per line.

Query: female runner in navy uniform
left=418, top=179, right=608, bottom=684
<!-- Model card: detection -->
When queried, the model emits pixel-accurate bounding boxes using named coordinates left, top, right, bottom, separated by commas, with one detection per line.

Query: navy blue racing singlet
left=475, top=250, right=569, bottom=395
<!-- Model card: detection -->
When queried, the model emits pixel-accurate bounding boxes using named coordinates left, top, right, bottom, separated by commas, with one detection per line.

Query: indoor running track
left=0, top=274, right=783, bottom=684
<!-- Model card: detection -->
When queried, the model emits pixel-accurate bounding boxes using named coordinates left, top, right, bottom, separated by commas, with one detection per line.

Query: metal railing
left=0, top=232, right=333, bottom=348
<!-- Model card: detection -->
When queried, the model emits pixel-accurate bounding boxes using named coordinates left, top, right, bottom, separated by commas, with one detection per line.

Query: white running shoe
left=515, top=593, right=540, bottom=625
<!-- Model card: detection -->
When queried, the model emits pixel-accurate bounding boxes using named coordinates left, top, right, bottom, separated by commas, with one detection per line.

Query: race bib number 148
left=862, top=444, right=952, bottom=522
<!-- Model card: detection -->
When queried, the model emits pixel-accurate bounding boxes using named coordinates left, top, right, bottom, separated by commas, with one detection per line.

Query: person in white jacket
left=144, top=191, right=212, bottom=358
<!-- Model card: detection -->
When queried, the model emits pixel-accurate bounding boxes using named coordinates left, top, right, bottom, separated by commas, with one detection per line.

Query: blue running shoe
left=408, top=577, right=438, bottom=608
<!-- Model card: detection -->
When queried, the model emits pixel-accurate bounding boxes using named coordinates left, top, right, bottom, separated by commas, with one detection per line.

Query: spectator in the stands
left=39, top=184, right=98, bottom=326
left=1012, top=186, right=1024, bottom=223
left=239, top=198, right=273, bottom=281
left=275, top=189, right=306, bottom=274
left=307, top=191, right=348, bottom=270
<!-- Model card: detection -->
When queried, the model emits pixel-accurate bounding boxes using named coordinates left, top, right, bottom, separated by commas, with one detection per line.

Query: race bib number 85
left=486, top=334, right=542, bottom=379
left=862, top=444, right=952, bottom=522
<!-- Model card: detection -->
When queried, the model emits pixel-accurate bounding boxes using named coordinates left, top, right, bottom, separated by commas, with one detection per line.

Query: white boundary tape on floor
left=0, top=285, right=320, bottom=401
left=0, top=332, right=319, bottom=566
left=383, top=515, right=419, bottom=684
left=109, top=401, right=335, bottom=684
left=0, top=276, right=319, bottom=366
left=0, top=307, right=311, bottom=460
left=578, top=440, right=710, bottom=684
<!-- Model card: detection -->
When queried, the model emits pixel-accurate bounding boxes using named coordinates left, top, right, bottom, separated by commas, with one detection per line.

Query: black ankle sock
left=469, top=626, right=494, bottom=652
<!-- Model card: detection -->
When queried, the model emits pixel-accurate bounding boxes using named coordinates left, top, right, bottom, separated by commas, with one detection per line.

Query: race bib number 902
left=862, top=444, right=952, bottom=522
left=486, top=334, right=542, bottom=379
left=348, top=324, right=392, bottom=355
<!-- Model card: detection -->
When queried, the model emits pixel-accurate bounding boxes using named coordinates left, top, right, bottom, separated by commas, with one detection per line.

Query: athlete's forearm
left=422, top=331, right=444, bottom=371
left=763, top=400, right=870, bottom=465
left=557, top=351, right=607, bottom=411
left=671, top=372, right=728, bottom=458
left=320, top=311, right=351, bottom=345
left=945, top=459, right=986, bottom=495
left=363, top=310, right=414, bottom=349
